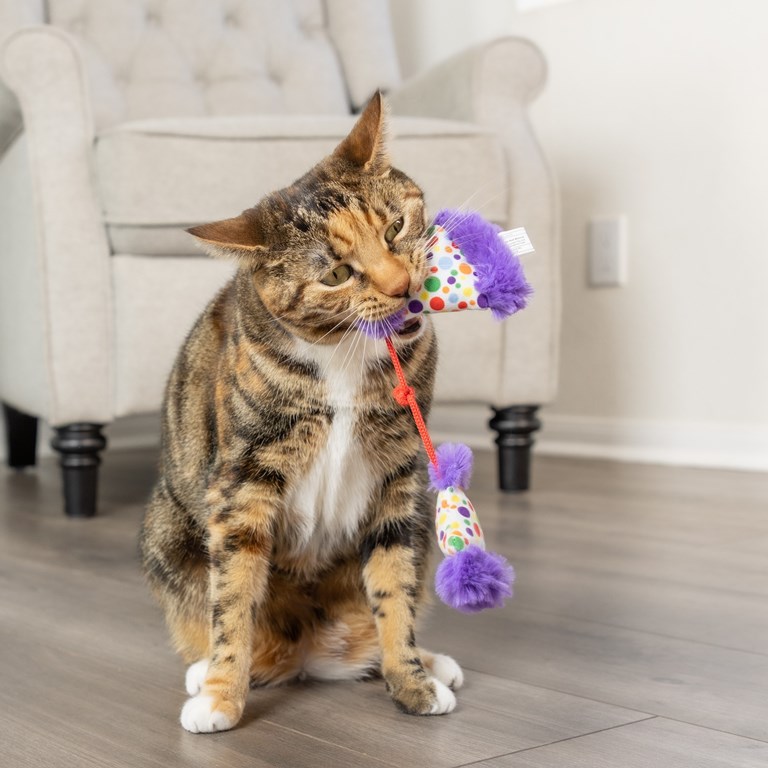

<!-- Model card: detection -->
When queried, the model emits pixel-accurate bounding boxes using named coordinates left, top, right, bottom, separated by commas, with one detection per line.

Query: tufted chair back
left=0, top=0, right=401, bottom=145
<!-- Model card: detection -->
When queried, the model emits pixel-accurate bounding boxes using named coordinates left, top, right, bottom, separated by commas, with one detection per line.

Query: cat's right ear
left=186, top=212, right=267, bottom=261
left=332, top=90, right=389, bottom=174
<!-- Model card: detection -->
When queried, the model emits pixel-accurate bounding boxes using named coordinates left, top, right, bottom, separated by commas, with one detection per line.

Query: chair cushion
left=111, top=255, right=505, bottom=417
left=95, top=115, right=508, bottom=255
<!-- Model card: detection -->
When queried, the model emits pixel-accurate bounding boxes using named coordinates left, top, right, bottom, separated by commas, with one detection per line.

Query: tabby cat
left=139, top=93, right=463, bottom=734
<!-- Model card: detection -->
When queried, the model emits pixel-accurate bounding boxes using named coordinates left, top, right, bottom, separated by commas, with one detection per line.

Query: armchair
left=0, top=0, right=559, bottom=517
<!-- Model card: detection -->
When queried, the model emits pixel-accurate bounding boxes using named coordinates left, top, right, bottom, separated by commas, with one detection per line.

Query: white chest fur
left=287, top=334, right=386, bottom=558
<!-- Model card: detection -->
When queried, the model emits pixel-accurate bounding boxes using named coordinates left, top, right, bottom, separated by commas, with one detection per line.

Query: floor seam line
left=647, top=715, right=768, bottom=745
left=460, top=668, right=655, bottom=718
left=260, top=718, right=399, bottom=767
left=453, top=716, right=658, bottom=766
left=508, top=604, right=768, bottom=658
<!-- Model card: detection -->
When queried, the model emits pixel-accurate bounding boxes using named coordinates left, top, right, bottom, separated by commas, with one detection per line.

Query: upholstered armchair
left=0, top=0, right=559, bottom=517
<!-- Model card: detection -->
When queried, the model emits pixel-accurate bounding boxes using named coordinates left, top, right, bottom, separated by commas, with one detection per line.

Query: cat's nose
left=371, top=262, right=410, bottom=298
left=382, top=270, right=410, bottom=298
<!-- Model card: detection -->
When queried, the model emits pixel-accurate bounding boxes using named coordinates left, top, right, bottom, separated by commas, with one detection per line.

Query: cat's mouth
left=395, top=316, right=422, bottom=338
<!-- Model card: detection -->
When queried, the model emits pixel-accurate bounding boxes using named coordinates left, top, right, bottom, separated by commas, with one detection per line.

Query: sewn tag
left=499, top=227, right=535, bottom=256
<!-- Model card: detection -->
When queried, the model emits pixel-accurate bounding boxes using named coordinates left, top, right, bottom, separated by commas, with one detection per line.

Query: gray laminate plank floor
left=0, top=448, right=766, bottom=767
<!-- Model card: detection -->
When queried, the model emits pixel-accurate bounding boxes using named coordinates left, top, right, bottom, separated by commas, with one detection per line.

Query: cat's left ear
left=333, top=90, right=390, bottom=175
left=186, top=210, right=267, bottom=261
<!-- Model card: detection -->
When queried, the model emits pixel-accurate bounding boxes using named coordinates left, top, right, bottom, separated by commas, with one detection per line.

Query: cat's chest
left=285, top=338, right=382, bottom=555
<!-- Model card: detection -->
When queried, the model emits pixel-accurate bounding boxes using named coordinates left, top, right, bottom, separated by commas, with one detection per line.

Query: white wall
left=391, top=0, right=768, bottom=468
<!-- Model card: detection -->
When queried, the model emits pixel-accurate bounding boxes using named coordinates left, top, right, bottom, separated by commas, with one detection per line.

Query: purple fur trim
left=356, top=309, right=407, bottom=339
left=433, top=209, right=533, bottom=320
left=428, top=443, right=474, bottom=491
left=435, top=547, right=515, bottom=613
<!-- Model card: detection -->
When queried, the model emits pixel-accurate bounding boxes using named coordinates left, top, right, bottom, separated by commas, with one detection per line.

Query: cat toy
left=359, top=209, right=533, bottom=613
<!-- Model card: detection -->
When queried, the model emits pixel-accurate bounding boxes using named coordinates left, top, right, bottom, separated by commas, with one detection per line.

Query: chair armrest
left=0, top=27, right=114, bottom=425
left=389, top=37, right=546, bottom=123
left=391, top=38, right=561, bottom=407
left=1, top=25, right=96, bottom=141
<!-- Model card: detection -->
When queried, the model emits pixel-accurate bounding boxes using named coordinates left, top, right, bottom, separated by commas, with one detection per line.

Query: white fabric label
left=499, top=227, right=535, bottom=256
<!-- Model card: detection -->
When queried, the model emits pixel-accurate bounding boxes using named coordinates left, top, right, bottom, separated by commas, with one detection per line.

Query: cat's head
left=188, top=92, right=427, bottom=344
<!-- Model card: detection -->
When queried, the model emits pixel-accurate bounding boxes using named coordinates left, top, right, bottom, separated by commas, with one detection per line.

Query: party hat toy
left=406, top=209, right=532, bottom=321
left=360, top=209, right=533, bottom=614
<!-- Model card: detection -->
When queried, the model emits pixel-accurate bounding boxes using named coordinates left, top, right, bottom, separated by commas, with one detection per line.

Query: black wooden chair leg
left=489, top=405, right=542, bottom=492
left=3, top=402, right=39, bottom=469
left=50, top=424, right=107, bottom=518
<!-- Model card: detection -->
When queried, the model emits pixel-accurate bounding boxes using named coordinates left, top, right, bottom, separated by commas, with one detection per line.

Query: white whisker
left=339, top=322, right=365, bottom=382
left=305, top=307, right=359, bottom=348
left=320, top=322, right=357, bottom=379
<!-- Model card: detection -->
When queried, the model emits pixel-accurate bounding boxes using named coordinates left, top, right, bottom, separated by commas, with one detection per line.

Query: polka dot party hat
left=404, top=208, right=532, bottom=323
left=356, top=209, right=533, bottom=340
left=405, top=224, right=485, bottom=317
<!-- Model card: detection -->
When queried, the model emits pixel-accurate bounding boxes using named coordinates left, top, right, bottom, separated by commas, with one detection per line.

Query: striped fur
left=140, top=95, right=461, bottom=732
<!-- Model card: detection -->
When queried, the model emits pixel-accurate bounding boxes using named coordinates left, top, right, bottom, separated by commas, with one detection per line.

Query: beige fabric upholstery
left=47, top=0, right=349, bottom=126
left=0, top=0, right=559, bottom=430
left=0, top=0, right=402, bottom=146
left=1, top=27, right=114, bottom=425
left=96, top=115, right=506, bottom=255
left=0, top=135, right=48, bottom=418
left=325, top=0, right=400, bottom=108
left=112, top=255, right=235, bottom=417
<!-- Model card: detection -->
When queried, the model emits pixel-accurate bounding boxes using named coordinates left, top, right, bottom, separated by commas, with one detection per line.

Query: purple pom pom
left=435, top=547, right=515, bottom=613
left=433, top=209, right=533, bottom=320
left=356, top=309, right=407, bottom=339
left=428, top=443, right=474, bottom=491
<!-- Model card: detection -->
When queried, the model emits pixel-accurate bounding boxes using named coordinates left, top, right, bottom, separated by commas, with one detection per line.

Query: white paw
left=430, top=654, right=464, bottom=690
left=185, top=659, right=210, bottom=696
left=180, top=695, right=234, bottom=734
left=429, top=678, right=457, bottom=715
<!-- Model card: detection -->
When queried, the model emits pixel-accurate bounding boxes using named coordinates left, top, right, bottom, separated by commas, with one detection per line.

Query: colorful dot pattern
left=404, top=225, right=488, bottom=320
left=435, top=485, right=486, bottom=556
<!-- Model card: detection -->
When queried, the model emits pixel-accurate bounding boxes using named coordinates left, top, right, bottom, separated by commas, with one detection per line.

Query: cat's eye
left=384, top=218, right=404, bottom=245
left=320, top=264, right=353, bottom=286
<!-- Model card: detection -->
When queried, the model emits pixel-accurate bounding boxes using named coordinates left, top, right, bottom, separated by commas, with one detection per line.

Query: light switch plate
left=588, top=216, right=628, bottom=287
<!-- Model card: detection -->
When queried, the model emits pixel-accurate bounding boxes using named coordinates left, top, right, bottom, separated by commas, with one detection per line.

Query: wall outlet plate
left=588, top=216, right=628, bottom=287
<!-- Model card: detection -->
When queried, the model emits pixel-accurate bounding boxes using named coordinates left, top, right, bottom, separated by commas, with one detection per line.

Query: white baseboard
left=3, top=408, right=766, bottom=473
left=537, top=414, right=768, bottom=472
left=430, top=407, right=768, bottom=472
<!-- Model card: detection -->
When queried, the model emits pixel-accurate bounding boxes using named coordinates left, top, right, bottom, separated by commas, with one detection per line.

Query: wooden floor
left=1, top=448, right=766, bottom=767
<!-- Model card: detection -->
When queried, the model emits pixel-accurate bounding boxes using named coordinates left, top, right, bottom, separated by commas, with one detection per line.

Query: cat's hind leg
left=302, top=609, right=381, bottom=682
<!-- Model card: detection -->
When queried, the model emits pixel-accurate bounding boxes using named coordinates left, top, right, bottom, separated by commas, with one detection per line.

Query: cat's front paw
left=185, top=659, right=210, bottom=696
left=388, top=676, right=457, bottom=716
left=428, top=678, right=457, bottom=714
left=429, top=653, right=464, bottom=691
left=180, top=694, right=238, bottom=733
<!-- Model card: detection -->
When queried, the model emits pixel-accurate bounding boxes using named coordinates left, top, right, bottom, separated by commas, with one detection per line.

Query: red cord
left=385, top=337, right=439, bottom=469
